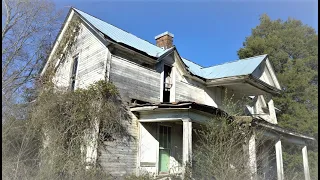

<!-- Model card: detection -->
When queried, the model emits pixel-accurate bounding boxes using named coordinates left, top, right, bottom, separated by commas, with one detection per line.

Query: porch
left=131, top=102, right=225, bottom=177
left=130, top=102, right=316, bottom=180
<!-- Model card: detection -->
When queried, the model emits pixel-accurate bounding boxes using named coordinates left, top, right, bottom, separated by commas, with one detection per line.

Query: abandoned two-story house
left=40, top=7, right=316, bottom=180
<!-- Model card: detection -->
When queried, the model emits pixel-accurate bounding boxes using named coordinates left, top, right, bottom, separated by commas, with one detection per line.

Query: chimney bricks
left=155, top=31, right=174, bottom=49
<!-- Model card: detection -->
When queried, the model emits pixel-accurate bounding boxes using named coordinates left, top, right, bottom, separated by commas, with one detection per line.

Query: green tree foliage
left=238, top=14, right=318, bottom=138
left=238, top=14, right=318, bottom=179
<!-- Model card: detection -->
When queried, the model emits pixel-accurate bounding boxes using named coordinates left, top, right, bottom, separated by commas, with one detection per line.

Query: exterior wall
left=53, top=23, right=108, bottom=89
left=109, top=55, right=161, bottom=104
left=203, top=86, right=224, bottom=107
left=139, top=122, right=158, bottom=175
left=173, top=58, right=224, bottom=107
left=99, top=112, right=139, bottom=177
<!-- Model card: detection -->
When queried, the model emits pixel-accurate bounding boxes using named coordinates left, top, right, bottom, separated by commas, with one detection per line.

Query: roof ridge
left=182, top=57, right=204, bottom=68
left=72, top=7, right=164, bottom=52
left=202, top=54, right=268, bottom=69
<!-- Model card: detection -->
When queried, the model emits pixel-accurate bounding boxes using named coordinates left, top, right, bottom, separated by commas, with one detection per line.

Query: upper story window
left=163, top=65, right=172, bottom=102
left=70, top=56, right=78, bottom=91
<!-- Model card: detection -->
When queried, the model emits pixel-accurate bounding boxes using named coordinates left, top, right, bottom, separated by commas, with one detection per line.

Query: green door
left=159, top=126, right=171, bottom=174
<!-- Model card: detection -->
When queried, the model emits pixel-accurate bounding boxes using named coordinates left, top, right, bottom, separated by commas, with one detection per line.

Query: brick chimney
left=155, top=31, right=174, bottom=49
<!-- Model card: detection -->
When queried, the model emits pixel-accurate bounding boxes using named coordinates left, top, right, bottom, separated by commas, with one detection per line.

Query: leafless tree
left=2, top=0, right=61, bottom=117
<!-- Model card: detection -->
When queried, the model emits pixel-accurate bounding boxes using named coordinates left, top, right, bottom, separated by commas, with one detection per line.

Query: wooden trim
left=275, top=140, right=284, bottom=180
left=302, top=146, right=311, bottom=180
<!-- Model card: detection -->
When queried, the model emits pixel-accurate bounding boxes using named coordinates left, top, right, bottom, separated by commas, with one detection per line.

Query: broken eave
left=130, top=101, right=228, bottom=117
left=252, top=118, right=316, bottom=144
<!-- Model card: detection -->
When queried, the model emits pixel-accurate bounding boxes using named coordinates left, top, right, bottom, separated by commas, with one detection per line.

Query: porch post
left=248, top=134, right=257, bottom=180
left=302, top=146, right=311, bottom=180
left=275, top=140, right=284, bottom=180
left=182, top=118, right=192, bottom=172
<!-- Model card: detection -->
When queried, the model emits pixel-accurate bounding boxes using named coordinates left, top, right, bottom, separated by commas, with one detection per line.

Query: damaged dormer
left=246, top=95, right=278, bottom=124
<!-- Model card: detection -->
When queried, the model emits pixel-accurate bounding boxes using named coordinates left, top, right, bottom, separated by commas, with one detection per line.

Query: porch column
left=275, top=140, right=284, bottom=180
left=302, top=146, right=311, bottom=180
left=248, top=134, right=257, bottom=180
left=182, top=118, right=192, bottom=167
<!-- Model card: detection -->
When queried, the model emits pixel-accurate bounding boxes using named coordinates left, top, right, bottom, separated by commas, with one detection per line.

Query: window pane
left=72, top=57, right=78, bottom=75
left=163, top=126, right=167, bottom=148
left=159, top=126, right=164, bottom=148
left=70, top=56, right=78, bottom=91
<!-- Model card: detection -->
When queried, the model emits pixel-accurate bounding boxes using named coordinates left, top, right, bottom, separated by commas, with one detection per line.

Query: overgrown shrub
left=2, top=80, right=132, bottom=180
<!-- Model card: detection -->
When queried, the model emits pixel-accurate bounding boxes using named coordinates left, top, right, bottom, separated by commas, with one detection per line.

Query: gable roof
left=74, top=8, right=169, bottom=58
left=72, top=8, right=275, bottom=85
left=74, top=8, right=267, bottom=80
left=182, top=54, right=267, bottom=79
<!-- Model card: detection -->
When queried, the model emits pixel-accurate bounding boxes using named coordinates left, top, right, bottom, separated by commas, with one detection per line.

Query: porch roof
left=130, top=101, right=228, bottom=117
left=131, top=101, right=316, bottom=144
left=252, top=118, right=316, bottom=143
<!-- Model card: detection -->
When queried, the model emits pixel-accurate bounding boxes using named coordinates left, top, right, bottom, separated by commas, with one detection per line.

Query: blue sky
left=53, top=0, right=318, bottom=67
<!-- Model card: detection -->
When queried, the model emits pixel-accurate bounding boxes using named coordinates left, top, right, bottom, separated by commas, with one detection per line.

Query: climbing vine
left=40, top=16, right=81, bottom=87
left=30, top=80, right=132, bottom=179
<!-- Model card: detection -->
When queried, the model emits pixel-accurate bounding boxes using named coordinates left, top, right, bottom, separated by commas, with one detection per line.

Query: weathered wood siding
left=173, top=64, right=205, bottom=103
left=139, top=122, right=158, bottom=174
left=175, top=80, right=205, bottom=103
left=53, top=23, right=108, bottom=89
left=109, top=55, right=161, bottom=103
left=99, top=112, right=139, bottom=177
left=204, top=86, right=224, bottom=107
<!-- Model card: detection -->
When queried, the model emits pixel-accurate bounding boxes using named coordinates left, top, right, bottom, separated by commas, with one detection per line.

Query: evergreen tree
left=238, top=14, right=318, bottom=179
left=238, top=14, right=318, bottom=139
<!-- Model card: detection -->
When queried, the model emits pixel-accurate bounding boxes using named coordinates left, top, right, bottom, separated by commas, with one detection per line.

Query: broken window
left=70, top=56, right=78, bottom=91
left=163, top=65, right=172, bottom=102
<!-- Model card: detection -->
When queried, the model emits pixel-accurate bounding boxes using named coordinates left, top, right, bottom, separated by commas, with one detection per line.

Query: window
left=70, top=56, right=78, bottom=91
left=163, top=65, right=172, bottom=102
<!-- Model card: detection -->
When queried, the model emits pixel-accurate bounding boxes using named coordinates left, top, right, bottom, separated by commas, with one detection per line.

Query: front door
left=159, top=125, right=171, bottom=174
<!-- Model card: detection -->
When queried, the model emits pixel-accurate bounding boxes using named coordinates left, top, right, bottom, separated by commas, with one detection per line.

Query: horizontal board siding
left=53, top=23, right=107, bottom=89
left=109, top=56, right=161, bottom=103
left=99, top=114, right=139, bottom=177
left=76, top=24, right=107, bottom=89
left=175, top=80, right=204, bottom=103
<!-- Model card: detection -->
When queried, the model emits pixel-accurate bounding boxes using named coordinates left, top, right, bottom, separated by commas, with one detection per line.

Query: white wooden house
left=41, top=7, right=315, bottom=180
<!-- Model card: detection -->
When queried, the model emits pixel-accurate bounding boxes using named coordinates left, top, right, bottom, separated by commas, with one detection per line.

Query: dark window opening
left=70, top=56, right=78, bottom=91
left=163, top=91, right=170, bottom=103
left=163, top=65, right=172, bottom=103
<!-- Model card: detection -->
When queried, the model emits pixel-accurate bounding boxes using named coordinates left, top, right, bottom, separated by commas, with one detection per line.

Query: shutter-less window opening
left=163, top=65, right=172, bottom=102
left=70, top=56, right=78, bottom=91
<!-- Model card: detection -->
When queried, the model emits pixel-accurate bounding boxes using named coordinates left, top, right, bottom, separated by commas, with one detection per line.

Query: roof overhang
left=252, top=118, right=316, bottom=145
left=206, top=75, right=281, bottom=95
